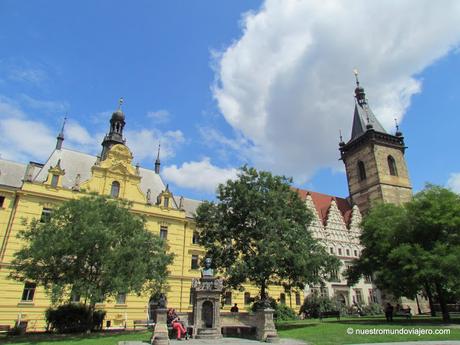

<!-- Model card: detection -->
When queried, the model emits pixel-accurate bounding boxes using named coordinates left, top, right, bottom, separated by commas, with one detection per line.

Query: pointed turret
left=154, top=143, right=161, bottom=174
left=101, top=98, right=126, bottom=160
left=56, top=117, right=66, bottom=150
left=350, top=70, right=386, bottom=141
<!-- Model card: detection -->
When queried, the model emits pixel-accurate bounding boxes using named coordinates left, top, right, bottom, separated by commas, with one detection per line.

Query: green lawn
left=277, top=315, right=460, bottom=345
left=0, top=330, right=150, bottom=345
left=1, top=316, right=459, bottom=345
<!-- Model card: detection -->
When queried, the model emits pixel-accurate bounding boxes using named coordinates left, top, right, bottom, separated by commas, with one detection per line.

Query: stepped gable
left=295, top=188, right=353, bottom=226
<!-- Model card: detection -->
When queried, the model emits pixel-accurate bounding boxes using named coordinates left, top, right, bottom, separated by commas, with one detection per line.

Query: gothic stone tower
left=339, top=76, right=412, bottom=214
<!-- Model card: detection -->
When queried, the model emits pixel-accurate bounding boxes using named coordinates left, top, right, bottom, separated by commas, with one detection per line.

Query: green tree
left=195, top=166, right=339, bottom=303
left=347, top=185, right=460, bottom=322
left=10, top=195, right=173, bottom=329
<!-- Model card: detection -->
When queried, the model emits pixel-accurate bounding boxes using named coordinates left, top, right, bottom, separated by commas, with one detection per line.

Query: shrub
left=300, top=294, right=335, bottom=318
left=275, top=303, right=298, bottom=321
left=250, top=296, right=297, bottom=321
left=46, top=304, right=106, bottom=333
left=362, top=302, right=383, bottom=315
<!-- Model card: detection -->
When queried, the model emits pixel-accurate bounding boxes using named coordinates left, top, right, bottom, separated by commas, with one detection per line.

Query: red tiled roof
left=295, top=188, right=353, bottom=226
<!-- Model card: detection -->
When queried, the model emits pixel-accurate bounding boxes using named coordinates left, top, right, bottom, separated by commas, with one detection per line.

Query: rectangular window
left=160, top=226, right=168, bottom=240
left=164, top=197, right=169, bottom=208
left=354, top=249, right=358, bottom=257
left=191, top=255, right=199, bottom=270
left=21, top=282, right=36, bottom=301
left=192, top=231, right=199, bottom=244
left=51, top=174, right=59, bottom=187
left=346, top=249, right=350, bottom=256
left=369, top=289, right=377, bottom=303
left=280, top=293, right=286, bottom=304
left=244, top=292, right=251, bottom=305
left=0, top=195, right=5, bottom=208
left=295, top=292, right=301, bottom=306
left=364, top=275, right=372, bottom=284
left=354, top=289, right=363, bottom=304
left=116, top=293, right=126, bottom=305
left=338, top=248, right=342, bottom=256
left=329, top=269, right=340, bottom=282
left=40, top=208, right=52, bottom=223
left=224, top=291, right=232, bottom=305
left=329, top=247, right=334, bottom=254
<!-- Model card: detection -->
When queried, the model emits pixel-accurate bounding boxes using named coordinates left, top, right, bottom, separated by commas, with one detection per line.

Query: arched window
left=387, top=155, right=398, bottom=176
left=111, top=181, right=120, bottom=198
left=357, top=161, right=367, bottom=181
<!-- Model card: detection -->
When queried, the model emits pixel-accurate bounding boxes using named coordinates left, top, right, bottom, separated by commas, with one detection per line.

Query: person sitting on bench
left=167, top=308, right=188, bottom=340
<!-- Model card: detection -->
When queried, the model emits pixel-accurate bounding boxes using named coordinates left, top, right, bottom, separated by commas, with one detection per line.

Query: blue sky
left=1, top=0, right=460, bottom=201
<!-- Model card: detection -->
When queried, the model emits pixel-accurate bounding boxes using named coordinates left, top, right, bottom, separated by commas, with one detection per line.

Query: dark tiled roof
left=350, top=102, right=387, bottom=141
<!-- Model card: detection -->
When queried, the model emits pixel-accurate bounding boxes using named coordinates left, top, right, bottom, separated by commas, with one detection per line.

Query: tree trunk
left=435, top=282, right=450, bottom=323
left=87, top=303, right=95, bottom=333
left=424, top=283, right=436, bottom=317
left=261, top=284, right=267, bottom=301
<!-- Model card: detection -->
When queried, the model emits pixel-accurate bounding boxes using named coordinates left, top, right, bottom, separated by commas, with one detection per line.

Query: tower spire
left=56, top=116, right=67, bottom=150
left=155, top=143, right=161, bottom=174
left=394, top=117, right=403, bottom=137
left=101, top=98, right=126, bottom=159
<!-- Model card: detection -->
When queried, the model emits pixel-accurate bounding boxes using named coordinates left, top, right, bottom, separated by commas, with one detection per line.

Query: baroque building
left=0, top=106, right=289, bottom=331
left=0, top=78, right=422, bottom=330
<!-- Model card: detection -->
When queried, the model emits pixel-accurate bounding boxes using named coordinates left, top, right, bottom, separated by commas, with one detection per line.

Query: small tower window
left=111, top=181, right=120, bottom=198
left=387, top=155, right=398, bottom=176
left=357, top=161, right=367, bottom=181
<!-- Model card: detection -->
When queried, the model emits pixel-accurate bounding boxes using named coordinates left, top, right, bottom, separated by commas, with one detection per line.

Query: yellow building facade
left=0, top=109, right=291, bottom=331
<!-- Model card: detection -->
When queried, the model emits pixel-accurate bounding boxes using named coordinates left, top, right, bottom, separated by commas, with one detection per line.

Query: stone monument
left=191, top=258, right=223, bottom=339
left=151, top=294, right=169, bottom=345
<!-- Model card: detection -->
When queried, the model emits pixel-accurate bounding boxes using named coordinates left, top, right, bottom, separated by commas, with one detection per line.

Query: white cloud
left=20, top=94, right=69, bottom=114
left=125, top=128, right=185, bottom=162
left=163, top=158, right=238, bottom=193
left=0, top=96, right=26, bottom=119
left=0, top=118, right=55, bottom=161
left=8, top=67, right=47, bottom=85
left=213, top=0, right=460, bottom=182
left=66, top=121, right=97, bottom=146
left=147, top=109, right=170, bottom=123
left=447, top=173, right=460, bottom=193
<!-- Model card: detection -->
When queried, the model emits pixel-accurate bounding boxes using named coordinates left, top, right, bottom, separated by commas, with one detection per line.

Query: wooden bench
left=133, top=320, right=154, bottom=330
left=319, top=310, right=340, bottom=320
left=394, top=309, right=412, bottom=319
left=0, top=325, right=11, bottom=335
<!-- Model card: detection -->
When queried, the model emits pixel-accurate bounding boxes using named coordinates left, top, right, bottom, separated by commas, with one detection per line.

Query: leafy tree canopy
left=195, top=166, right=339, bottom=301
left=10, top=195, right=173, bottom=307
left=347, top=185, right=460, bottom=321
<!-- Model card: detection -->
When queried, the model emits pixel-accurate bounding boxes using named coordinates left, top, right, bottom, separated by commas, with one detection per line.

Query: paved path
left=348, top=340, right=460, bottom=345
left=121, top=339, right=460, bottom=345
left=119, top=338, right=308, bottom=345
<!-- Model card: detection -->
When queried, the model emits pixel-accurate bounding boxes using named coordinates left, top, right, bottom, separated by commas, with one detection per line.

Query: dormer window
left=387, top=155, right=398, bottom=176
left=357, top=161, right=366, bottom=181
left=164, top=197, right=169, bottom=208
left=111, top=181, right=120, bottom=198
left=51, top=174, right=59, bottom=187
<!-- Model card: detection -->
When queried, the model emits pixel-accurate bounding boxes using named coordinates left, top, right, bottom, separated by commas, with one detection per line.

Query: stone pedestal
left=151, top=308, right=169, bottom=345
left=192, top=276, right=223, bottom=339
left=255, top=308, right=279, bottom=342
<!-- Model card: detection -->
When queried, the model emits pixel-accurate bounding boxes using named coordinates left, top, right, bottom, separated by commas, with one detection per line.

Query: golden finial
left=353, top=68, right=359, bottom=86
left=118, top=97, right=124, bottom=110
